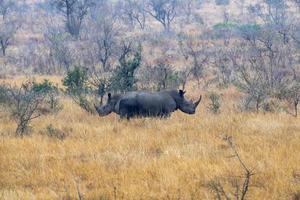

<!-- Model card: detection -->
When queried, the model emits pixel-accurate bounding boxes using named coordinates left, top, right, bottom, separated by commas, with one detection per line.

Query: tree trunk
left=2, top=47, right=5, bottom=56
left=1, top=41, right=6, bottom=56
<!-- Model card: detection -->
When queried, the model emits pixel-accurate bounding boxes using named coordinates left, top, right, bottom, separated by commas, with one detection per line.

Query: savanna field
left=0, top=76, right=299, bottom=200
left=0, top=0, right=300, bottom=199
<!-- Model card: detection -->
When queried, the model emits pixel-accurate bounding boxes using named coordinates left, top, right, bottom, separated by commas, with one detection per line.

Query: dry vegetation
left=1, top=0, right=300, bottom=199
left=0, top=77, right=299, bottom=200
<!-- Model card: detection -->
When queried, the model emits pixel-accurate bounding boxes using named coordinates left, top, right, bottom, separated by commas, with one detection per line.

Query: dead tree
left=145, top=0, right=179, bottom=31
left=118, top=0, right=146, bottom=29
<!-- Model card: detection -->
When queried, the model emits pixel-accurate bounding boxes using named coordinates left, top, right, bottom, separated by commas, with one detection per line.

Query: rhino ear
left=179, top=90, right=186, bottom=97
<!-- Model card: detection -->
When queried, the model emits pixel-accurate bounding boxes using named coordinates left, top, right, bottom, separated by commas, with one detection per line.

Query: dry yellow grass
left=0, top=77, right=300, bottom=200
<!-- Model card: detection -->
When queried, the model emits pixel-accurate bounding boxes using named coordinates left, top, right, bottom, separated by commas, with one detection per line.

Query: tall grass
left=0, top=77, right=299, bottom=199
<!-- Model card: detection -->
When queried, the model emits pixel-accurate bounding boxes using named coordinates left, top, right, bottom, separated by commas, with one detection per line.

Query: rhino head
left=177, top=90, right=202, bottom=115
left=94, top=93, right=116, bottom=116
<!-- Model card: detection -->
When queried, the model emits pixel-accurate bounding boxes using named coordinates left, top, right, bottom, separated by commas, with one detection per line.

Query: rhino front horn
left=194, top=95, right=202, bottom=108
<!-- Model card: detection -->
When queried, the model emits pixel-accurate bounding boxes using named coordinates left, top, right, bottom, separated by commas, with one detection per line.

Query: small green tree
left=63, top=67, right=89, bottom=95
left=32, top=79, right=62, bottom=112
left=63, top=67, right=94, bottom=113
left=110, top=45, right=142, bottom=92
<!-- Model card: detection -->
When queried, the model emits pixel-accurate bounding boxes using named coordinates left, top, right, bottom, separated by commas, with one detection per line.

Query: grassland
left=0, top=76, right=299, bottom=200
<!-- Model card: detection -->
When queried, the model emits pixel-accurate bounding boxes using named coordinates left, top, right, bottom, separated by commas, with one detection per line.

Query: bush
left=63, top=66, right=89, bottom=96
left=138, top=62, right=181, bottom=90
left=63, top=67, right=95, bottom=113
left=45, top=124, right=67, bottom=140
left=0, top=80, right=61, bottom=136
left=33, top=79, right=62, bottom=112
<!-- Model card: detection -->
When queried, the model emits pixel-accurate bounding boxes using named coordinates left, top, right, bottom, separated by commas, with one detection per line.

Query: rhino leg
left=119, top=108, right=133, bottom=120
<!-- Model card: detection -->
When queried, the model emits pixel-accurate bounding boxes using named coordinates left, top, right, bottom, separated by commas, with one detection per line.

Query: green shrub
left=63, top=67, right=89, bottom=96
left=63, top=67, right=94, bottom=113
left=110, top=46, right=141, bottom=92
left=0, top=80, right=62, bottom=136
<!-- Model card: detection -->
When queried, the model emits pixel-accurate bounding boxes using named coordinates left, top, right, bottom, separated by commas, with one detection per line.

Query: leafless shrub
left=204, top=135, right=255, bottom=200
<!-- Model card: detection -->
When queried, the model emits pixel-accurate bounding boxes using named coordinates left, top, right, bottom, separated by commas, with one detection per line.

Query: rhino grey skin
left=95, top=90, right=202, bottom=119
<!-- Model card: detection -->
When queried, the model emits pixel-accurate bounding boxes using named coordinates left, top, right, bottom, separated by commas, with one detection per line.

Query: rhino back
left=114, top=91, right=138, bottom=114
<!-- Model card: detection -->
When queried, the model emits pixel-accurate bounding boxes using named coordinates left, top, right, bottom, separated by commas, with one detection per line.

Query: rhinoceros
left=95, top=90, right=202, bottom=119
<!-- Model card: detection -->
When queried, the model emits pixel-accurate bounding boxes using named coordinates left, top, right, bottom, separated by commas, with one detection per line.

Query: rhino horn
left=194, top=95, right=202, bottom=108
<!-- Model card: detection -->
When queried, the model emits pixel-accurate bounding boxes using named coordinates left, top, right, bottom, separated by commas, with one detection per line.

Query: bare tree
left=145, top=0, right=179, bottom=31
left=178, top=34, right=209, bottom=86
left=0, top=0, right=20, bottom=56
left=0, top=20, right=20, bottom=56
left=118, top=0, right=146, bottom=29
left=87, top=14, right=118, bottom=72
left=44, top=26, right=73, bottom=72
left=52, top=0, right=94, bottom=38
left=222, top=1, right=300, bottom=112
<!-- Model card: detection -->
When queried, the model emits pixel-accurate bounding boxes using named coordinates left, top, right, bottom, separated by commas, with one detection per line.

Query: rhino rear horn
left=194, top=95, right=202, bottom=108
left=179, top=90, right=186, bottom=97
